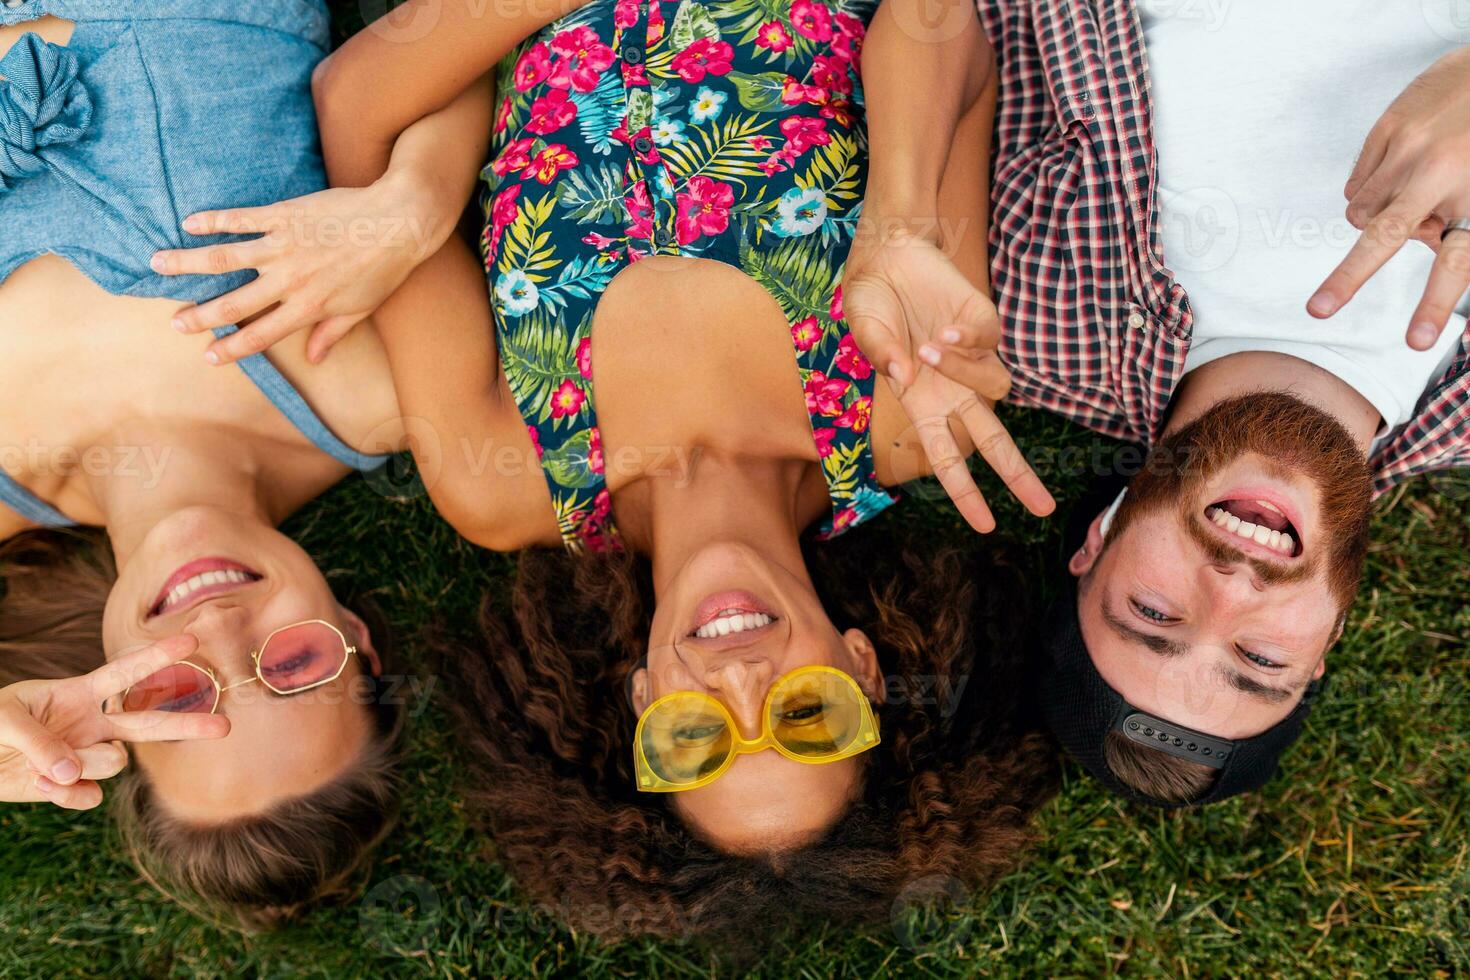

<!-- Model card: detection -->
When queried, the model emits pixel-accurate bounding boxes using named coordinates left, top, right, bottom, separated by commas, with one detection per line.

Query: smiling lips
left=148, top=558, right=261, bottom=618
left=1206, top=498, right=1301, bottom=557
left=686, top=589, right=779, bottom=640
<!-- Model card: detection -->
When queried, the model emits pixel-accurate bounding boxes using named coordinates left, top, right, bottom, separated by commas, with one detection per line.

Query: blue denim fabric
left=0, top=0, right=386, bottom=526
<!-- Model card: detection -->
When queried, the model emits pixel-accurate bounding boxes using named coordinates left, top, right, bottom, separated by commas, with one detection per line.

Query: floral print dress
left=482, top=0, right=897, bottom=551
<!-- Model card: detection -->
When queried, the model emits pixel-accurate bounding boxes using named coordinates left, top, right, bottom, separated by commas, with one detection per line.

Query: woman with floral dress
left=151, top=0, right=1060, bottom=939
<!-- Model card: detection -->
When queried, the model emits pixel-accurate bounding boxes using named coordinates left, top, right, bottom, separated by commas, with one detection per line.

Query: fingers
left=202, top=305, right=313, bottom=366
left=180, top=207, right=274, bottom=237
left=0, top=702, right=84, bottom=786
left=85, top=635, right=199, bottom=699
left=150, top=241, right=261, bottom=280
left=917, top=343, right=1012, bottom=402
left=74, top=741, right=128, bottom=781
left=306, top=313, right=367, bottom=364
left=1308, top=199, right=1433, bottom=318
left=169, top=279, right=279, bottom=335
left=955, top=397, right=1056, bottom=518
left=1406, top=232, right=1470, bottom=350
left=913, top=415, right=995, bottom=533
left=33, top=775, right=104, bottom=811
left=1343, top=127, right=1390, bottom=202
left=105, top=710, right=230, bottom=744
left=844, top=276, right=914, bottom=387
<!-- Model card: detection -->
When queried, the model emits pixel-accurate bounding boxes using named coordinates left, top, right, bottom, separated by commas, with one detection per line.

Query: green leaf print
left=542, top=429, right=601, bottom=490
left=725, top=71, right=789, bottom=112
left=660, top=113, right=774, bottom=190
left=626, top=88, right=655, bottom=134
left=558, top=161, right=628, bottom=225
left=670, top=0, right=722, bottom=50
left=738, top=237, right=836, bottom=332
left=499, top=308, right=588, bottom=427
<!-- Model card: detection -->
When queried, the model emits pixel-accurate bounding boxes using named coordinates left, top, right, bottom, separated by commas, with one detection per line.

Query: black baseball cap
left=1037, top=475, right=1321, bottom=807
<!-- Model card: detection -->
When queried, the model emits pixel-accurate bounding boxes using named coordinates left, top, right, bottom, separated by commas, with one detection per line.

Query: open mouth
left=686, top=590, right=779, bottom=640
left=1203, top=497, right=1302, bottom=558
left=148, top=558, right=262, bottom=619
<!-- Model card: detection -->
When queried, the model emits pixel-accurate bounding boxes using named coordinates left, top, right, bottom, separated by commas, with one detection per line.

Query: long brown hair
left=0, top=529, right=404, bottom=932
left=438, top=521, right=1060, bottom=944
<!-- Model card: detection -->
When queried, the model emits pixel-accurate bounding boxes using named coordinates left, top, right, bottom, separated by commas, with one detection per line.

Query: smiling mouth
left=689, top=609, right=778, bottom=640
left=1204, top=498, right=1302, bottom=558
left=148, top=558, right=262, bottom=619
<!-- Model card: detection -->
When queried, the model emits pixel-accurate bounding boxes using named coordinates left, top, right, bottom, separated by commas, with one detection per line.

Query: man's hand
left=0, top=636, right=230, bottom=810
left=843, top=224, right=1054, bottom=532
left=1308, top=46, right=1470, bottom=350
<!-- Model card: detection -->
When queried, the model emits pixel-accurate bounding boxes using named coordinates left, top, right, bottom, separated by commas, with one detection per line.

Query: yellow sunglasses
left=633, top=664, right=880, bottom=793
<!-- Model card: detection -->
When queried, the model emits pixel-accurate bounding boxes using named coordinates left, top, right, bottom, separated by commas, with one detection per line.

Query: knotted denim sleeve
left=0, top=32, right=91, bottom=193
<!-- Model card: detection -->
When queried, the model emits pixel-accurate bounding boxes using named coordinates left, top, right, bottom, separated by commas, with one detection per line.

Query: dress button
left=1127, top=311, right=1146, bottom=331
left=632, top=135, right=654, bottom=155
left=655, top=227, right=676, bottom=248
left=2, top=1, right=30, bottom=8
left=623, top=44, right=644, bottom=65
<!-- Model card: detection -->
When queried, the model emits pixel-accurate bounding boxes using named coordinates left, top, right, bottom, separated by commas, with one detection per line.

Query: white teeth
left=694, top=611, right=774, bottom=639
left=158, top=569, right=253, bottom=613
left=1206, top=507, right=1296, bottom=556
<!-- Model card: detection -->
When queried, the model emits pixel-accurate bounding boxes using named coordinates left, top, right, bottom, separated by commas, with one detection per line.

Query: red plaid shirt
left=979, top=0, right=1470, bottom=495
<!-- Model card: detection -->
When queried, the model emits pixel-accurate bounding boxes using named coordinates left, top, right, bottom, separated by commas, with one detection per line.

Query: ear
left=840, top=628, right=882, bottom=702
left=629, top=664, right=652, bottom=714
left=337, top=605, right=382, bottom=677
left=1068, top=513, right=1108, bottom=577
left=1311, top=656, right=1327, bottom=681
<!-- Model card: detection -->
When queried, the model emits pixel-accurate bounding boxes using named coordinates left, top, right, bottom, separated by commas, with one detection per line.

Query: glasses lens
left=639, top=696, right=733, bottom=786
left=769, top=670, right=864, bottom=758
left=122, top=663, right=216, bottom=714
left=257, top=622, right=349, bottom=694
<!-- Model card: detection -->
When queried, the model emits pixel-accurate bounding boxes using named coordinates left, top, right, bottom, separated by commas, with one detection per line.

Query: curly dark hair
left=437, top=520, right=1059, bottom=944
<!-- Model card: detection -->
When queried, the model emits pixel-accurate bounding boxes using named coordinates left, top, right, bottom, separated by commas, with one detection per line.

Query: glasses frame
left=633, top=664, right=880, bottom=793
left=123, top=619, right=357, bottom=715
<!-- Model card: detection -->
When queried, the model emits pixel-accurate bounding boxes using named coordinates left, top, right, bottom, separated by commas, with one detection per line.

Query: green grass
left=2, top=406, right=1465, bottom=978
left=3, top=5, right=1468, bottom=974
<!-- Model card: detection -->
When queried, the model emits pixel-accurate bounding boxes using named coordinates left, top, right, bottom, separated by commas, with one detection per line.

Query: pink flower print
left=791, top=316, right=821, bottom=352
left=827, top=505, right=858, bottom=533
left=758, top=156, right=787, bottom=176
left=524, top=144, right=579, bottom=183
left=780, top=116, right=831, bottom=156
left=549, top=26, right=616, bottom=93
left=671, top=38, right=734, bottom=83
left=803, top=371, right=850, bottom=416
left=812, top=427, right=837, bottom=458
left=829, top=284, right=843, bottom=320
left=834, top=333, right=873, bottom=379
left=488, top=184, right=522, bottom=255
left=622, top=62, right=649, bottom=86
left=811, top=55, right=852, bottom=95
left=790, top=0, right=834, bottom=41
left=624, top=179, right=654, bottom=239
left=582, top=232, right=617, bottom=249
left=833, top=395, right=872, bottom=433
left=820, top=99, right=855, bottom=128
left=576, top=336, right=593, bottom=380
left=589, top=426, right=605, bottom=474
left=647, top=2, right=667, bottom=42
left=675, top=175, right=734, bottom=244
left=781, top=76, right=824, bottom=106
left=514, top=43, right=553, bottom=91
left=491, top=137, right=536, bottom=178
left=755, top=20, right=794, bottom=53
left=526, top=89, right=578, bottom=135
left=749, top=135, right=772, bottom=152
left=495, top=96, right=514, bottom=134
left=550, top=379, right=587, bottom=419
left=528, top=425, right=544, bottom=459
left=614, top=0, right=640, bottom=27
left=833, top=11, right=865, bottom=59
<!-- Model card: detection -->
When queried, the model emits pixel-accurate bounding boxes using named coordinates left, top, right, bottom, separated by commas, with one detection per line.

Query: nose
left=702, top=658, right=773, bottom=737
left=1203, top=561, right=1264, bottom=609
left=181, top=602, right=252, bottom=648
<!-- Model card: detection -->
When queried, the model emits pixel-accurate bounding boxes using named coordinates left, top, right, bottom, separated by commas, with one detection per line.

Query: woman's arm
left=154, top=78, right=496, bottom=364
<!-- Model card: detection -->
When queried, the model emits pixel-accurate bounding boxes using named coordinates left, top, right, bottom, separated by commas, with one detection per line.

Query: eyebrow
left=1102, top=594, right=1297, bottom=704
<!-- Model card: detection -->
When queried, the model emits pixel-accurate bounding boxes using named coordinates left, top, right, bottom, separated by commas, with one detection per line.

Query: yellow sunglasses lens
left=638, top=695, right=734, bottom=786
left=768, top=669, right=867, bottom=759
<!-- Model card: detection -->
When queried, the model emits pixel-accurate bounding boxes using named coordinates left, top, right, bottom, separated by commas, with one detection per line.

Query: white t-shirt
left=1139, top=0, right=1470, bottom=432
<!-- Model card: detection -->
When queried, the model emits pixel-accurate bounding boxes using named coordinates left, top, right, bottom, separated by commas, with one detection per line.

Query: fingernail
left=887, top=360, right=905, bottom=384
left=918, top=344, right=941, bottom=366
left=182, top=215, right=202, bottom=233
left=50, top=760, right=79, bottom=784
left=1409, top=323, right=1436, bottom=349
left=172, top=318, right=187, bottom=333
left=149, top=254, right=166, bottom=273
left=34, top=776, right=57, bottom=794
left=204, top=350, right=221, bottom=365
left=1307, top=290, right=1337, bottom=317
left=941, top=329, right=961, bottom=344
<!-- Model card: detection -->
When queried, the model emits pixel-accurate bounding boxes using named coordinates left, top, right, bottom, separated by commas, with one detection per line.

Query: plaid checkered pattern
left=979, top=0, right=1470, bottom=495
